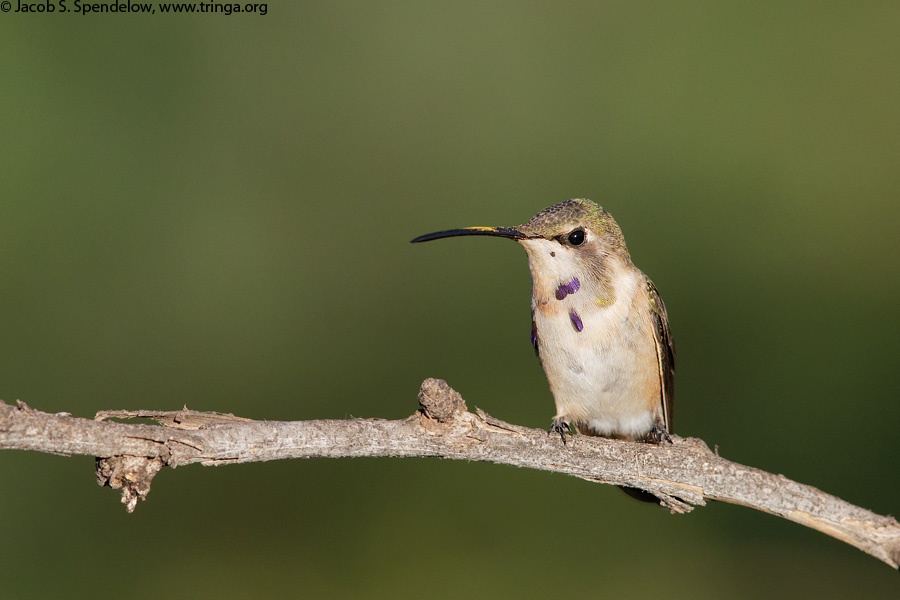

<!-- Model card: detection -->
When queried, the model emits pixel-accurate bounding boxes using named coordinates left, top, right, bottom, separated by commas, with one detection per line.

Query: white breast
left=525, top=248, right=660, bottom=439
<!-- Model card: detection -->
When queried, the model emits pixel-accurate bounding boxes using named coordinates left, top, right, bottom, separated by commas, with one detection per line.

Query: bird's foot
left=646, top=422, right=672, bottom=444
left=548, top=417, right=575, bottom=444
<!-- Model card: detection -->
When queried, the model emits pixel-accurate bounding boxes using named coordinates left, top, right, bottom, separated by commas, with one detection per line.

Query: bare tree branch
left=1, top=378, right=898, bottom=569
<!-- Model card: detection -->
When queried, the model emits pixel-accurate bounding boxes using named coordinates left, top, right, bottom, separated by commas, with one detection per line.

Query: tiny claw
left=646, top=423, right=672, bottom=444
left=548, top=418, right=574, bottom=444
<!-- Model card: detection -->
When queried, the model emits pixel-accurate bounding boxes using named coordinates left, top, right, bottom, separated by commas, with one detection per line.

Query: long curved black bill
left=411, top=226, right=526, bottom=243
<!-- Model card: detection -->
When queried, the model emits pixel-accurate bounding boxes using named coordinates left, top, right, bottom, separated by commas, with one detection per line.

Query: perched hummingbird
left=412, top=199, right=674, bottom=444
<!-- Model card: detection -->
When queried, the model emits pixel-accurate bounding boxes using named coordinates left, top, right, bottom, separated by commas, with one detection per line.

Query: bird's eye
left=567, top=229, right=585, bottom=246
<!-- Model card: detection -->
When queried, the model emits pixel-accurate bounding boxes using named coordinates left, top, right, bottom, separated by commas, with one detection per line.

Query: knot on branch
left=96, top=455, right=163, bottom=513
left=418, top=378, right=467, bottom=422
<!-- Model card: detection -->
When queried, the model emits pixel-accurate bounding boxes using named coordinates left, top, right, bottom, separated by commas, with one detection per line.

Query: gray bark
left=1, top=378, right=898, bottom=569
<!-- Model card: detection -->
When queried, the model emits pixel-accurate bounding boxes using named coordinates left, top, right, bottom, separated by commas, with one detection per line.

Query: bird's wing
left=646, top=277, right=675, bottom=432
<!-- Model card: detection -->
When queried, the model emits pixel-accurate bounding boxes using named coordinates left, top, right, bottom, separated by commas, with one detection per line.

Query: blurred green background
left=2, top=2, right=899, bottom=598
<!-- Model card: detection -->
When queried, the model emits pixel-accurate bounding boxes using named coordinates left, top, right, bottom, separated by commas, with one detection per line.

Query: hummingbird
left=411, top=199, right=674, bottom=445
